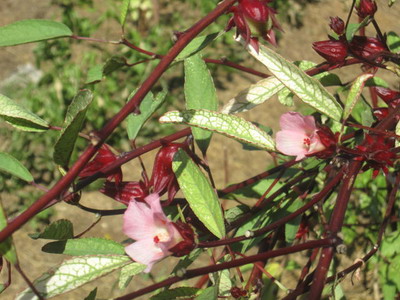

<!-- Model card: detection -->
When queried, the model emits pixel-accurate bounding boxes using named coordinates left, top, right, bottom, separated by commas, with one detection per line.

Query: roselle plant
left=0, top=0, right=399, bottom=299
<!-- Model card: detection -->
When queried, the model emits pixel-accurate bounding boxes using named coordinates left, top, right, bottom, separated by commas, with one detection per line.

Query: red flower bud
left=100, top=181, right=148, bottom=205
left=312, top=125, right=338, bottom=159
left=79, top=144, right=122, bottom=184
left=230, top=287, right=248, bottom=298
left=349, top=36, right=386, bottom=62
left=356, top=0, right=377, bottom=18
left=373, top=87, right=400, bottom=107
left=329, top=16, right=345, bottom=35
left=312, top=40, right=348, bottom=64
left=168, top=221, right=196, bottom=257
left=373, top=108, right=389, bottom=121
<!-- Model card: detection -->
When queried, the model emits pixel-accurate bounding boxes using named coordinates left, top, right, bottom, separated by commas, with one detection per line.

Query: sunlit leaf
left=387, top=31, right=400, bottom=53
left=0, top=19, right=72, bottom=47
left=173, top=149, right=225, bottom=238
left=184, top=54, right=218, bottom=154
left=53, top=90, right=93, bottom=167
left=343, top=74, right=373, bottom=121
left=29, top=219, right=74, bottom=240
left=0, top=94, right=49, bottom=132
left=120, top=0, right=131, bottom=27
left=176, top=32, right=221, bottom=61
left=16, top=255, right=131, bottom=300
left=345, top=18, right=370, bottom=42
left=160, top=109, right=275, bottom=151
left=118, top=263, right=146, bottom=290
left=0, top=152, right=33, bottom=182
left=150, top=287, right=200, bottom=300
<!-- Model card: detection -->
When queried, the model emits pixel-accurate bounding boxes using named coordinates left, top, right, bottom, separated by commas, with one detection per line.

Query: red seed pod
left=373, top=87, right=400, bottom=107
left=349, top=36, right=386, bottom=62
left=100, top=181, right=148, bottom=205
left=169, top=221, right=196, bottom=257
left=329, top=16, right=345, bottom=35
left=356, top=0, right=377, bottom=18
left=312, top=40, right=348, bottom=64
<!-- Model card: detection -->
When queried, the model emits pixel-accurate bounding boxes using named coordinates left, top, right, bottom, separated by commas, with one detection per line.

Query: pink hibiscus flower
left=123, top=193, right=194, bottom=272
left=276, top=112, right=327, bottom=161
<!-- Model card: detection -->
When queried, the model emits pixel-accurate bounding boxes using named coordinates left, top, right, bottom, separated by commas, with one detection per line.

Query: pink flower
left=123, top=193, right=195, bottom=272
left=276, top=112, right=327, bottom=161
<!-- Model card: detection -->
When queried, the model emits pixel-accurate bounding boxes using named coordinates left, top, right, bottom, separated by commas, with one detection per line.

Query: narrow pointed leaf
left=176, top=32, right=220, bottom=61
left=0, top=19, right=72, bottom=47
left=0, top=152, right=33, bottom=182
left=151, top=287, right=200, bottom=300
left=29, top=219, right=74, bottom=240
left=118, top=263, right=146, bottom=290
left=284, top=199, right=303, bottom=245
left=127, top=90, right=167, bottom=140
left=53, top=89, right=93, bottom=167
left=244, top=41, right=343, bottom=121
left=173, top=149, right=225, bottom=238
left=42, top=238, right=125, bottom=256
left=16, top=255, right=131, bottom=300
left=160, top=109, right=275, bottom=151
left=346, top=18, right=370, bottom=42
left=120, top=0, right=131, bottom=27
left=343, top=73, right=373, bottom=121
left=0, top=202, right=18, bottom=264
left=84, top=288, right=97, bottom=300
left=0, top=94, right=49, bottom=132
left=184, top=54, right=218, bottom=154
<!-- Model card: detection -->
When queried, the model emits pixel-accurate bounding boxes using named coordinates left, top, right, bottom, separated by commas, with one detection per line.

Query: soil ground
left=0, top=0, right=399, bottom=299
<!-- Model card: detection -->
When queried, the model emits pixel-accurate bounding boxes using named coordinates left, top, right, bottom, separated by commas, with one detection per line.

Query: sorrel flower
left=123, top=193, right=195, bottom=272
left=312, top=40, right=348, bottom=65
left=227, top=0, right=282, bottom=51
left=329, top=16, right=345, bottom=36
left=355, top=0, right=377, bottom=19
left=276, top=112, right=336, bottom=161
left=79, top=144, right=122, bottom=184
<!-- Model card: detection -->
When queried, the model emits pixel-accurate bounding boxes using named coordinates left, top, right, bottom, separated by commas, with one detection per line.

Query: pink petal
left=123, top=201, right=158, bottom=240
left=279, top=112, right=316, bottom=134
left=125, top=239, right=169, bottom=273
left=276, top=131, right=309, bottom=161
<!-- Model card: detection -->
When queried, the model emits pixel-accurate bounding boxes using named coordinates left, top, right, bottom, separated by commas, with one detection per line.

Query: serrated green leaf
left=84, top=288, right=97, bottom=300
left=343, top=74, right=373, bottom=120
left=176, top=32, right=221, bottom=61
left=53, top=89, right=93, bottom=167
left=127, top=90, right=166, bottom=140
left=244, top=42, right=343, bottom=121
left=29, top=219, right=74, bottom=240
left=103, top=56, right=127, bottom=75
left=42, top=237, right=125, bottom=256
left=160, top=109, right=276, bottom=151
left=184, top=54, right=218, bottom=154
left=172, top=149, right=225, bottom=238
left=118, top=263, right=146, bottom=290
left=346, top=18, right=370, bottom=42
left=16, top=255, right=131, bottom=299
left=0, top=202, right=18, bottom=264
left=120, top=0, right=131, bottom=27
left=0, top=19, right=72, bottom=47
left=0, top=152, right=33, bottom=182
left=0, top=94, right=49, bottom=132
left=387, top=31, right=400, bottom=53
left=151, top=287, right=200, bottom=300
left=285, top=199, right=303, bottom=244
left=86, top=65, right=103, bottom=84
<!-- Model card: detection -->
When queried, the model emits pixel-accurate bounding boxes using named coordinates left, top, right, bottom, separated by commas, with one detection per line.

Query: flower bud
left=356, top=0, right=377, bottom=18
left=312, top=40, right=348, bottom=64
left=100, top=181, right=148, bottom=205
left=350, top=36, right=386, bottom=62
left=329, top=16, right=345, bottom=35
left=373, top=87, right=400, bottom=107
left=168, top=221, right=196, bottom=257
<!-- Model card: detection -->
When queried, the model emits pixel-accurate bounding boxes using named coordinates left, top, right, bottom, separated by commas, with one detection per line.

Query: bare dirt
left=0, top=0, right=399, bottom=299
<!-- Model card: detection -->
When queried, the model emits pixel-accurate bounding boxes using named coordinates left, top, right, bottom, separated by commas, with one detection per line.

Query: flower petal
left=276, top=131, right=309, bottom=160
left=123, top=201, right=157, bottom=240
left=279, top=112, right=316, bottom=134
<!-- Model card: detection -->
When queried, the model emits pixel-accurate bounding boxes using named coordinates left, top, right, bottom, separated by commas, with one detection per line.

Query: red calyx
left=230, top=287, right=248, bottom=298
left=100, top=181, right=148, bottom=205
left=169, top=221, right=196, bottom=257
left=373, top=87, right=400, bottom=107
left=312, top=40, right=348, bottom=64
left=329, top=16, right=345, bottom=35
left=356, top=0, right=377, bottom=18
left=349, top=36, right=387, bottom=63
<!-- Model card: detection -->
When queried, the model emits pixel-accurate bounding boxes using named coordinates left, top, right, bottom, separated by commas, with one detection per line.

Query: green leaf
left=42, top=238, right=125, bottom=256
left=29, top=219, right=74, bottom=240
left=396, top=121, right=400, bottom=148
left=0, top=202, right=18, bottom=264
left=84, top=288, right=97, bottom=300
left=120, top=0, right=131, bottom=27
left=150, top=287, right=200, bottom=300
left=16, top=255, right=131, bottom=299
left=184, top=54, right=218, bottom=154
left=343, top=73, right=373, bottom=121
left=387, top=31, right=400, bottom=53
left=118, top=263, right=146, bottom=290
left=172, top=149, right=225, bottom=238
left=53, top=89, right=93, bottom=167
left=176, top=32, right=221, bottom=61
left=278, top=87, right=294, bottom=106
left=172, top=248, right=203, bottom=275
left=284, top=199, right=303, bottom=244
left=0, top=19, right=72, bottom=47
left=160, top=110, right=276, bottom=151
left=0, top=152, right=33, bottom=182
left=244, top=42, right=343, bottom=121
left=195, top=286, right=218, bottom=300
left=103, top=56, right=128, bottom=75
left=346, top=18, right=370, bottom=42
left=225, top=205, right=250, bottom=224
left=0, top=94, right=49, bottom=132
left=365, top=76, right=389, bottom=88
left=86, top=65, right=103, bottom=84
left=127, top=90, right=167, bottom=140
